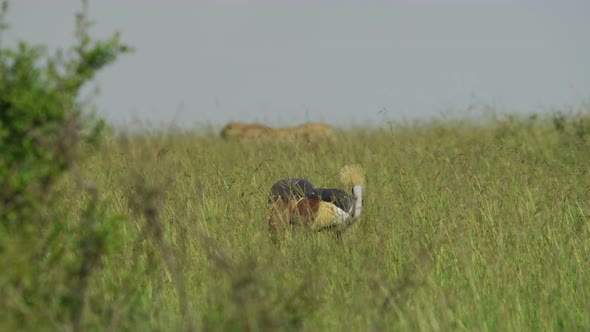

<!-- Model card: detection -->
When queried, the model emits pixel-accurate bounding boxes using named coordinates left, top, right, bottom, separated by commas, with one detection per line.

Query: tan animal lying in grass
left=267, top=165, right=365, bottom=241
left=220, top=121, right=337, bottom=143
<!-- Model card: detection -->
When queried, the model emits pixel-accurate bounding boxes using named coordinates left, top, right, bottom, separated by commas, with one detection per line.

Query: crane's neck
left=351, top=185, right=363, bottom=219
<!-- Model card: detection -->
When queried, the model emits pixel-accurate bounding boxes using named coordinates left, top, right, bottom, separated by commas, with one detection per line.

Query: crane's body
left=266, top=165, right=365, bottom=241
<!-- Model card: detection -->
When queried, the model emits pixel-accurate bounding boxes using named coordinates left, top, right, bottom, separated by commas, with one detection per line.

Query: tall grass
left=18, top=113, right=590, bottom=331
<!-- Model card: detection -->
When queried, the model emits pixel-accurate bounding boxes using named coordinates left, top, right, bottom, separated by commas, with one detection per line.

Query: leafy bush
left=0, top=1, right=132, bottom=330
left=0, top=1, right=130, bottom=224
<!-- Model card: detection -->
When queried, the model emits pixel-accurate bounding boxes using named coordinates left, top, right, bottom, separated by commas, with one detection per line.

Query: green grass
left=5, top=114, right=590, bottom=331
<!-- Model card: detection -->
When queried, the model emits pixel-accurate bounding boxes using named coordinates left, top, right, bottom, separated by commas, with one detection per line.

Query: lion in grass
left=220, top=121, right=337, bottom=143
left=220, top=121, right=275, bottom=140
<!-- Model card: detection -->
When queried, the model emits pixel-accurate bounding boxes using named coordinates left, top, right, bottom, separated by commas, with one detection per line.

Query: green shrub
left=0, top=1, right=132, bottom=330
left=0, top=1, right=130, bottom=224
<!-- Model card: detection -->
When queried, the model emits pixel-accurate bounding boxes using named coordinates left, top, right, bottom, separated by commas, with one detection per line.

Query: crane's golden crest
left=339, top=164, right=365, bottom=188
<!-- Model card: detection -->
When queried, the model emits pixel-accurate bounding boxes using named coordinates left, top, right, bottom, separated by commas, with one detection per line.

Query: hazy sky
left=4, top=1, right=590, bottom=129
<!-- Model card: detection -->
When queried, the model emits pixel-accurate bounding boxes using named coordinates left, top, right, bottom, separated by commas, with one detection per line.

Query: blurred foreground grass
left=6, top=114, right=590, bottom=331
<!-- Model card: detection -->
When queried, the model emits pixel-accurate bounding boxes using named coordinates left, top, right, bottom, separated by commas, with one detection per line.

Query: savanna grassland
left=10, top=113, right=588, bottom=331
left=2, top=2, right=588, bottom=331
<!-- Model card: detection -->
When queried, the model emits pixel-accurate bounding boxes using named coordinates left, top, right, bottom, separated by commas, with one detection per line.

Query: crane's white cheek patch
left=352, top=185, right=363, bottom=199
left=352, top=185, right=363, bottom=219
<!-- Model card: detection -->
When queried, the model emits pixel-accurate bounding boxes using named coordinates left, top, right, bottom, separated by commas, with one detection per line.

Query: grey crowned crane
left=267, top=165, right=365, bottom=238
